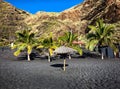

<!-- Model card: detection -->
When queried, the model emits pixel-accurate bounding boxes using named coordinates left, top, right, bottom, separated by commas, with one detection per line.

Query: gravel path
left=0, top=49, right=120, bottom=89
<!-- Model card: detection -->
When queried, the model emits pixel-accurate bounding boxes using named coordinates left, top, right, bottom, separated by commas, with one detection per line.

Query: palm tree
left=58, top=31, right=77, bottom=46
left=86, top=19, right=118, bottom=59
left=58, top=31, right=83, bottom=56
left=37, top=33, right=57, bottom=62
left=12, top=29, right=37, bottom=61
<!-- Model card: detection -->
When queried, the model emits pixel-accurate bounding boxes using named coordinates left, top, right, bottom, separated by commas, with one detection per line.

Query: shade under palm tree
left=54, top=46, right=76, bottom=54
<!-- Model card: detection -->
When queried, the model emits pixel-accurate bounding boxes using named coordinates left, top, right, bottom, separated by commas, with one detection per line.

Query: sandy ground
left=0, top=48, right=120, bottom=89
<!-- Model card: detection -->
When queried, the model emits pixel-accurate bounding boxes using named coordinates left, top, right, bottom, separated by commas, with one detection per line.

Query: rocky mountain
left=0, top=1, right=30, bottom=43
left=0, top=0, right=120, bottom=43
left=25, top=11, right=81, bottom=38
left=58, top=0, right=120, bottom=31
left=81, top=0, right=120, bottom=38
left=26, top=0, right=120, bottom=39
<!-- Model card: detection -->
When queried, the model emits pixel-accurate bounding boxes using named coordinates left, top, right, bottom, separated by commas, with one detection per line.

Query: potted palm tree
left=86, top=19, right=118, bottom=59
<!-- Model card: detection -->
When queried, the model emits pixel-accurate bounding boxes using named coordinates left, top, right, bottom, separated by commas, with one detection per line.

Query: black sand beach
left=0, top=48, right=120, bottom=89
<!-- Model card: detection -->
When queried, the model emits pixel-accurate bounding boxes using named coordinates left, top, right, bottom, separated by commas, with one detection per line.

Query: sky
left=5, top=0, right=84, bottom=14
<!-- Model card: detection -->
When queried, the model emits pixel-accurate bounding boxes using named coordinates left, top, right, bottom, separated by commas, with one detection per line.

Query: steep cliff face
left=58, top=0, right=120, bottom=38
left=0, top=1, right=30, bottom=42
left=58, top=0, right=120, bottom=22
left=81, top=0, right=120, bottom=39
left=82, top=0, right=120, bottom=23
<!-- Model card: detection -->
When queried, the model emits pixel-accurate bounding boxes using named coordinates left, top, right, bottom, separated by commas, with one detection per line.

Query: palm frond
left=86, top=33, right=97, bottom=40
left=72, top=46, right=83, bottom=55
left=14, top=50, right=21, bottom=56
left=86, top=40, right=98, bottom=51
left=88, top=25, right=97, bottom=33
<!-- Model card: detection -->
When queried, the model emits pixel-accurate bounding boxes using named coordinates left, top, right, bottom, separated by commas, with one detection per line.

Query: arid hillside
left=0, top=0, right=120, bottom=41
left=25, top=0, right=120, bottom=39
left=0, top=1, right=29, bottom=42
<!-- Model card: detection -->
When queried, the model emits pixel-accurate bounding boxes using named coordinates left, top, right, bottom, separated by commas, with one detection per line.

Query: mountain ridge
left=0, top=0, right=120, bottom=43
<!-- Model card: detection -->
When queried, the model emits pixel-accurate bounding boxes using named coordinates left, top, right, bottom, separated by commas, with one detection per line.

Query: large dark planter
left=97, top=46, right=114, bottom=58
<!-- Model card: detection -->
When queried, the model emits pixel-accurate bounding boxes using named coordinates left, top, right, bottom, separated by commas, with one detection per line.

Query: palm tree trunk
left=114, top=52, right=116, bottom=58
left=27, top=53, right=30, bottom=61
left=48, top=55, right=51, bottom=62
left=48, top=50, right=51, bottom=62
left=101, top=52, right=104, bottom=60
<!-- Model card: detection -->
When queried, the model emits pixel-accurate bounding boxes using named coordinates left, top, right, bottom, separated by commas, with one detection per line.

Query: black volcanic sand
left=0, top=49, right=120, bottom=89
